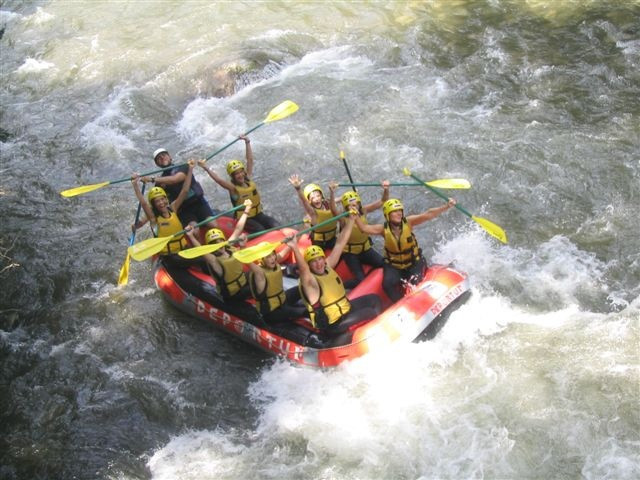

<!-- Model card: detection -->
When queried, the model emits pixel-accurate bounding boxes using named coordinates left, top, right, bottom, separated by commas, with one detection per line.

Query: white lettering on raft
left=429, top=284, right=465, bottom=317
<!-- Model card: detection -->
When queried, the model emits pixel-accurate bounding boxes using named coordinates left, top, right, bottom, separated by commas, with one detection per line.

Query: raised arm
left=228, top=199, right=253, bottom=242
left=354, top=215, right=384, bottom=236
left=328, top=181, right=340, bottom=216
left=198, top=159, right=236, bottom=193
left=326, top=210, right=356, bottom=269
left=288, top=174, right=317, bottom=221
left=285, top=237, right=318, bottom=302
left=406, top=198, right=456, bottom=227
left=363, top=180, right=390, bottom=213
left=240, top=135, right=253, bottom=177
left=171, top=159, right=195, bottom=212
left=131, top=174, right=155, bottom=224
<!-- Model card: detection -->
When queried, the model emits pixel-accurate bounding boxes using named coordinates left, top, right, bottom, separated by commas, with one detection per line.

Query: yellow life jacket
left=155, top=209, right=188, bottom=255
left=214, top=251, right=248, bottom=298
left=383, top=218, right=420, bottom=270
left=231, top=179, right=263, bottom=218
left=250, top=266, right=286, bottom=314
left=300, top=267, right=351, bottom=327
left=343, top=213, right=372, bottom=254
left=311, top=205, right=337, bottom=243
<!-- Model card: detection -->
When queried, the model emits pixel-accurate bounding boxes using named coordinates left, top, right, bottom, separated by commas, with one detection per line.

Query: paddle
left=403, top=168, right=507, bottom=244
left=117, top=183, right=146, bottom=286
left=60, top=100, right=299, bottom=197
left=340, top=150, right=357, bottom=192
left=178, top=219, right=305, bottom=259
left=128, top=205, right=245, bottom=261
left=233, top=211, right=350, bottom=264
left=338, top=179, right=471, bottom=189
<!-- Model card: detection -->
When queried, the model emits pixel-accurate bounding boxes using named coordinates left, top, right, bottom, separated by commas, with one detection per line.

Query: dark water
left=1, top=1, right=639, bottom=479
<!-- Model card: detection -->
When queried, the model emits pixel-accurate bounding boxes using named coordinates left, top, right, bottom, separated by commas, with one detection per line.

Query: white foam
left=15, top=58, right=56, bottom=74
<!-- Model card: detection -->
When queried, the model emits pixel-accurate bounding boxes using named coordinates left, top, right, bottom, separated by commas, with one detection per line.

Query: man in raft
left=140, top=147, right=217, bottom=232
left=286, top=208, right=382, bottom=342
left=354, top=197, right=456, bottom=302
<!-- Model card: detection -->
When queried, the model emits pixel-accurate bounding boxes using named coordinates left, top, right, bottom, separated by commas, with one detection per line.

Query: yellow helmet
left=383, top=198, right=404, bottom=220
left=226, top=159, right=245, bottom=176
left=303, top=245, right=325, bottom=263
left=341, top=191, right=361, bottom=209
left=205, top=228, right=226, bottom=244
left=303, top=183, right=323, bottom=200
left=147, top=186, right=167, bottom=203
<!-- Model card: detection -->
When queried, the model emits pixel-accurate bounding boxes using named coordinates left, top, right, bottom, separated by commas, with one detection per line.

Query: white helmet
left=153, top=148, right=168, bottom=161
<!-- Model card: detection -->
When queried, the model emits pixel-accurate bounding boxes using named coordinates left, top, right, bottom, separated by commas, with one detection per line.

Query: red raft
left=154, top=219, right=471, bottom=368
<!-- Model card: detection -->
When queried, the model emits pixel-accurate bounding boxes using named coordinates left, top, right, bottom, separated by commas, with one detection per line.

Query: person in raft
left=288, top=174, right=339, bottom=249
left=354, top=197, right=456, bottom=302
left=338, top=181, right=390, bottom=288
left=131, top=159, right=197, bottom=268
left=246, top=242, right=308, bottom=324
left=184, top=199, right=254, bottom=303
left=285, top=209, right=382, bottom=341
left=140, top=147, right=217, bottom=232
left=198, top=135, right=279, bottom=233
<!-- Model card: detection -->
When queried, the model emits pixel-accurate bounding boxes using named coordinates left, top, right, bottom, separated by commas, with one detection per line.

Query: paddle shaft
left=128, top=183, right=146, bottom=247
left=340, top=182, right=431, bottom=187
left=339, top=151, right=357, bottom=192
left=171, top=204, right=245, bottom=240
left=407, top=172, right=473, bottom=218
left=107, top=123, right=267, bottom=188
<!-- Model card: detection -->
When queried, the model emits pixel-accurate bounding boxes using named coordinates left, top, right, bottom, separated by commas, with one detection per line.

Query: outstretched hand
left=288, top=174, right=303, bottom=189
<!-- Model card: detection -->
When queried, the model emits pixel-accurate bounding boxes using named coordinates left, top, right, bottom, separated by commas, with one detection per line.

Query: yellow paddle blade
left=264, top=100, right=299, bottom=123
left=472, top=216, right=508, bottom=244
left=60, top=181, right=110, bottom=198
left=426, top=178, right=471, bottom=189
left=128, top=236, right=172, bottom=261
left=178, top=241, right=228, bottom=259
left=232, top=241, right=280, bottom=264
left=117, top=253, right=131, bottom=286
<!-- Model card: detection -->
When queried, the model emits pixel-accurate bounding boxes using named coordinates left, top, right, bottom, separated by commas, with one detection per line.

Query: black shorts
left=177, top=197, right=215, bottom=226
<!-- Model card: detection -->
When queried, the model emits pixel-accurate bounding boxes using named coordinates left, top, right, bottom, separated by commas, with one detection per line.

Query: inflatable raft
left=154, top=220, right=471, bottom=368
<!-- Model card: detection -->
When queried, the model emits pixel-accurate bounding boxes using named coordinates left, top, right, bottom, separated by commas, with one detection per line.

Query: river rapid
left=1, top=1, right=639, bottom=479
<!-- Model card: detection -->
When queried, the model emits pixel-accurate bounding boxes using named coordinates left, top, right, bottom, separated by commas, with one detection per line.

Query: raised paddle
left=403, top=168, right=507, bottom=244
left=340, top=150, right=357, bottom=192
left=178, top=219, right=305, bottom=259
left=338, top=179, right=471, bottom=189
left=60, top=100, right=299, bottom=197
left=117, top=183, right=146, bottom=286
left=233, top=211, right=350, bottom=264
left=128, top=205, right=245, bottom=261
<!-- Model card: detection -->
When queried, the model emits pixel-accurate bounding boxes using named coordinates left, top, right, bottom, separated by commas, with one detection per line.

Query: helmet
left=341, top=191, right=361, bottom=209
left=153, top=148, right=168, bottom=162
left=303, top=245, right=325, bottom=263
left=303, top=183, right=323, bottom=200
left=383, top=198, right=404, bottom=220
left=226, top=160, right=245, bottom=176
left=147, top=186, right=168, bottom=203
left=205, top=228, right=226, bottom=244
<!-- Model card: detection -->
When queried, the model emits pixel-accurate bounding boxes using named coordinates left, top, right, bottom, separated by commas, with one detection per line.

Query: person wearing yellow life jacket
left=338, top=181, right=389, bottom=288
left=288, top=174, right=340, bottom=249
left=185, top=199, right=254, bottom=301
left=131, top=159, right=197, bottom=268
left=286, top=209, right=382, bottom=342
left=354, top=196, right=456, bottom=302
left=198, top=135, right=279, bottom=233
left=246, top=242, right=308, bottom=324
